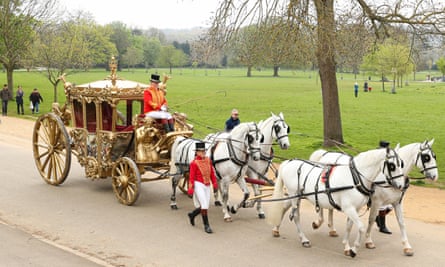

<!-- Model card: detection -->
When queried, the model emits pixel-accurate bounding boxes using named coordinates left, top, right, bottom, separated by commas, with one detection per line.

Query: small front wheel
left=32, top=113, right=71, bottom=185
left=112, top=157, right=141, bottom=205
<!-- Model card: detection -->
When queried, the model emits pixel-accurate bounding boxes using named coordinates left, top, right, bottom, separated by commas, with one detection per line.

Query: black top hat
left=195, top=142, right=206, bottom=151
left=379, top=140, right=390, bottom=148
left=150, top=74, right=161, bottom=83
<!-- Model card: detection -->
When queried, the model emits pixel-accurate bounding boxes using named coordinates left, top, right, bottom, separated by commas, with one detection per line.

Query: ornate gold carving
left=85, top=156, right=99, bottom=179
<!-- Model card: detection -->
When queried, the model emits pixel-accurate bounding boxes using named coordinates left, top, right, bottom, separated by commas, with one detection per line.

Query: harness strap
left=323, top=165, right=342, bottom=211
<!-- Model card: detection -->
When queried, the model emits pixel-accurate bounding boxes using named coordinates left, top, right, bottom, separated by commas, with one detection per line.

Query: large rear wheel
left=32, top=113, right=71, bottom=185
left=112, top=157, right=141, bottom=205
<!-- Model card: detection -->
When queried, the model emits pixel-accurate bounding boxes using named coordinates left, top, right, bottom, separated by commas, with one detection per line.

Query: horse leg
left=365, top=204, right=379, bottom=249
left=170, top=175, right=180, bottom=210
left=342, top=217, right=354, bottom=256
left=252, top=184, right=266, bottom=219
left=214, top=179, right=222, bottom=206
left=293, top=199, right=311, bottom=247
left=342, top=207, right=366, bottom=258
left=312, top=208, right=324, bottom=230
left=327, top=208, right=338, bottom=237
left=230, top=177, right=250, bottom=214
left=394, top=203, right=414, bottom=256
left=270, top=199, right=291, bottom=237
left=220, top=180, right=232, bottom=222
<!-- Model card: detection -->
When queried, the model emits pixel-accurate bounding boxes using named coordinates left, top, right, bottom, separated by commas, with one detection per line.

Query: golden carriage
left=32, top=58, right=193, bottom=205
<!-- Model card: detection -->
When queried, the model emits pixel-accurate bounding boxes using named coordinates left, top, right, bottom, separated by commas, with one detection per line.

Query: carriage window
left=86, top=102, right=96, bottom=132
left=73, top=99, right=83, bottom=128
left=115, top=100, right=143, bottom=131
left=102, top=102, right=113, bottom=131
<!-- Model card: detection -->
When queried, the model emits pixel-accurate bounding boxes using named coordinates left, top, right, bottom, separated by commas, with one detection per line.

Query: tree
left=208, top=0, right=445, bottom=147
left=0, top=0, right=56, bottom=96
left=229, top=26, right=264, bottom=76
left=436, top=57, right=445, bottom=79
left=143, top=37, right=162, bottom=68
left=158, top=45, right=188, bottom=73
left=121, top=46, right=144, bottom=71
left=34, top=15, right=117, bottom=102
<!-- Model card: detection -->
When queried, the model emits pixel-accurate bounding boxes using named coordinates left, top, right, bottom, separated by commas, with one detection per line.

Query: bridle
left=272, top=118, right=290, bottom=143
left=415, top=143, right=437, bottom=174
left=246, top=123, right=262, bottom=156
left=381, top=148, right=405, bottom=189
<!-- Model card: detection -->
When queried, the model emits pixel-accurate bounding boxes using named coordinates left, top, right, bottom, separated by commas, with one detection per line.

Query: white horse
left=267, top=146, right=405, bottom=257
left=243, top=112, right=290, bottom=219
left=207, top=122, right=263, bottom=222
left=310, top=140, right=438, bottom=256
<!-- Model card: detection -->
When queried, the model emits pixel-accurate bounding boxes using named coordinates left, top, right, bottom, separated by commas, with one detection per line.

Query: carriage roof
left=63, top=57, right=148, bottom=101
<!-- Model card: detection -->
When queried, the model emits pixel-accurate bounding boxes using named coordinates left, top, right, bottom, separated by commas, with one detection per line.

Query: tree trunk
left=247, top=66, right=252, bottom=77
left=6, top=65, right=14, bottom=99
left=315, top=0, right=343, bottom=147
left=273, top=66, right=279, bottom=77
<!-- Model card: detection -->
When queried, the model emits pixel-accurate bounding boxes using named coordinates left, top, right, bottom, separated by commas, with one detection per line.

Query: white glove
left=161, top=105, right=167, bottom=112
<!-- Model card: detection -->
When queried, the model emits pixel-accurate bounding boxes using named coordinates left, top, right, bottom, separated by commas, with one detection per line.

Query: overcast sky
left=58, top=0, right=221, bottom=29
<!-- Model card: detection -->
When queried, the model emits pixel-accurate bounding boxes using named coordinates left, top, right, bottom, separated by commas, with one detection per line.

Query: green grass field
left=7, top=67, right=445, bottom=188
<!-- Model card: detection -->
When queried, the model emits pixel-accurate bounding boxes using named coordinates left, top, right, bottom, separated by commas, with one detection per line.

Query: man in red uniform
left=187, top=142, right=218, bottom=233
left=144, top=74, right=174, bottom=132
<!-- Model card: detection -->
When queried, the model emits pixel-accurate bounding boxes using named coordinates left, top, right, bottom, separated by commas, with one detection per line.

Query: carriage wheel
left=178, top=172, right=189, bottom=194
left=112, top=157, right=141, bottom=205
left=32, top=113, right=71, bottom=185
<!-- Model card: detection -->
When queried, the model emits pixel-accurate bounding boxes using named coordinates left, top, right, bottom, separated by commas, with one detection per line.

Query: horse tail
left=169, top=136, right=185, bottom=177
left=266, top=167, right=286, bottom=227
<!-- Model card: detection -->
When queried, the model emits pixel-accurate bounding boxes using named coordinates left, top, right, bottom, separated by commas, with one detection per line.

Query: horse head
left=415, top=139, right=438, bottom=181
left=232, top=122, right=263, bottom=161
left=382, top=144, right=406, bottom=190
left=270, top=112, right=290, bottom=150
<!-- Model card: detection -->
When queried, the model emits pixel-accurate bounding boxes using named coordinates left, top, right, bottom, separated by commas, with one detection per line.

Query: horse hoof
left=344, top=250, right=350, bottom=256
left=329, top=230, right=338, bottom=237
left=258, top=213, right=266, bottom=219
left=349, top=249, right=356, bottom=258
left=302, top=241, right=311, bottom=248
left=170, top=205, right=178, bottom=210
left=215, top=201, right=222, bottom=206
left=365, top=242, right=376, bottom=249
left=404, top=248, right=414, bottom=256
left=224, top=217, right=233, bottom=222
left=312, top=222, right=320, bottom=230
left=272, top=231, right=280, bottom=237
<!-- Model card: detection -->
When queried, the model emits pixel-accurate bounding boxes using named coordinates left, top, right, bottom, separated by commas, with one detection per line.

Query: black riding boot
left=168, top=123, right=175, bottom=132
left=188, top=208, right=201, bottom=226
left=201, top=210, right=213, bottom=234
left=375, top=210, right=392, bottom=234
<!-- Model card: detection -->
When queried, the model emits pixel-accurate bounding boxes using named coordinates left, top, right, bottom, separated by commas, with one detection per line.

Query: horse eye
left=247, top=135, right=254, bottom=143
left=401, top=160, right=404, bottom=168
left=421, top=154, right=431, bottom=163
left=274, top=125, right=281, bottom=133
left=287, top=126, right=290, bottom=133
left=388, top=163, right=396, bottom=172
left=260, top=134, right=264, bottom=143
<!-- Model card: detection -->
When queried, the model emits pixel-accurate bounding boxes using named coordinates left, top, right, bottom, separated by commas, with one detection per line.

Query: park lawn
left=8, top=67, right=445, bottom=188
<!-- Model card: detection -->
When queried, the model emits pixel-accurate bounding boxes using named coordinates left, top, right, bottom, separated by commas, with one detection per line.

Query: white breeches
left=379, top=204, right=393, bottom=211
left=145, top=111, right=172, bottom=120
left=193, top=182, right=211, bottom=209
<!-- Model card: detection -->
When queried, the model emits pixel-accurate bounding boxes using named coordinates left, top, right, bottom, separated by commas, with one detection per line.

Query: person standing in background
left=29, top=88, right=43, bottom=114
left=1, top=84, right=12, bottom=116
left=16, top=85, right=24, bottom=115
left=354, top=82, right=359, bottom=98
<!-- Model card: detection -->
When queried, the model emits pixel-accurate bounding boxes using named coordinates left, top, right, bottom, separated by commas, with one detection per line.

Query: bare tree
left=207, top=0, right=445, bottom=146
